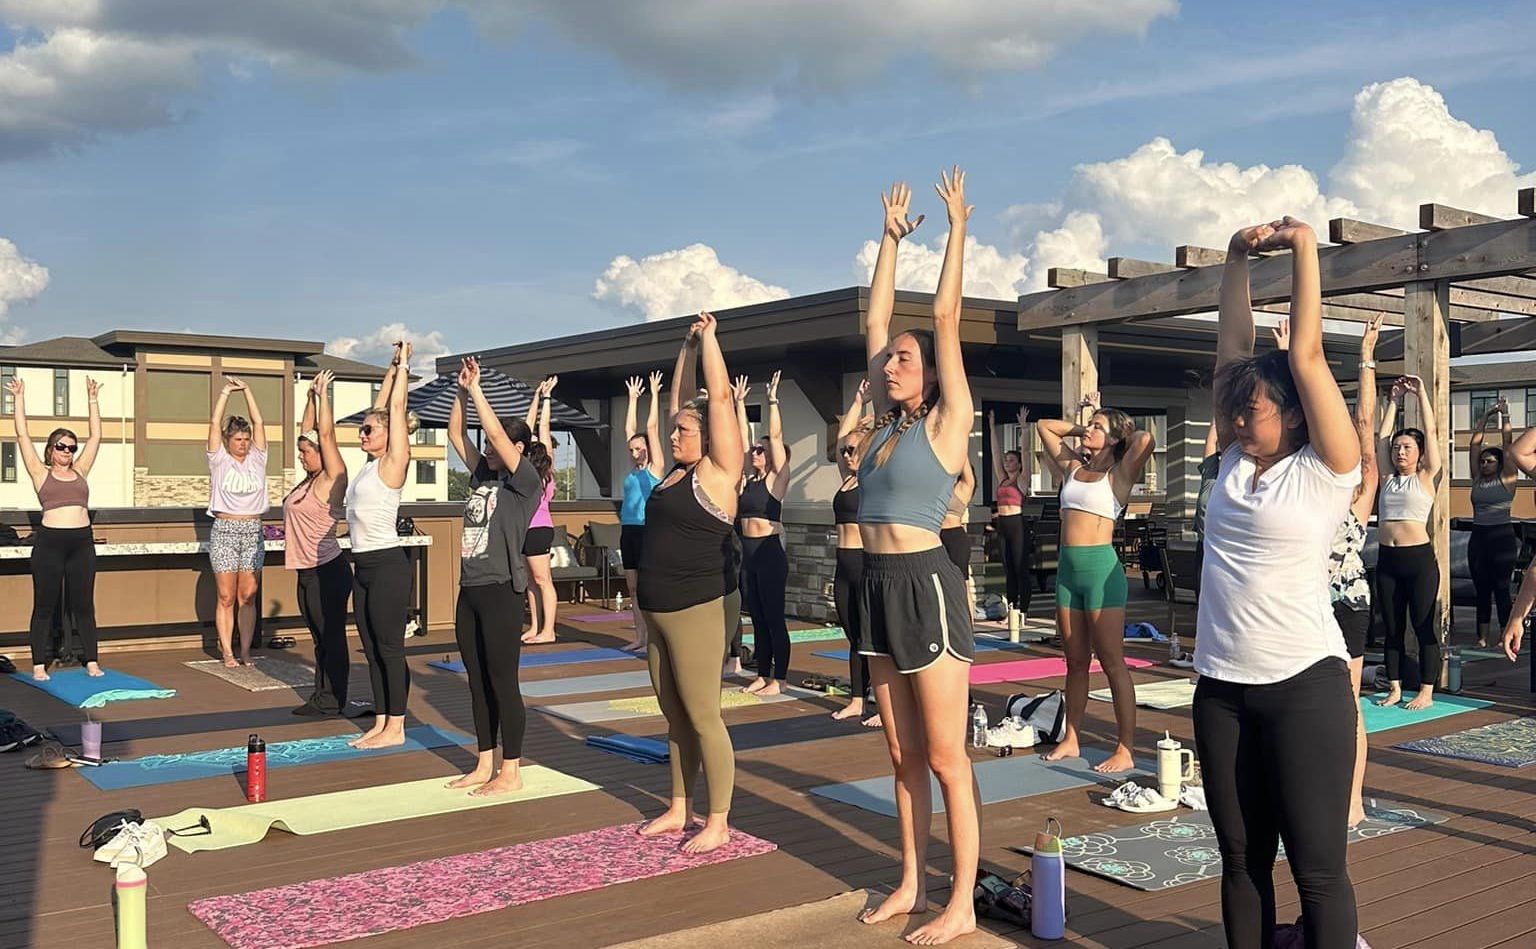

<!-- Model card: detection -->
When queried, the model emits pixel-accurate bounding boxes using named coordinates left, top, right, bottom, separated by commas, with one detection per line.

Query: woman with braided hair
left=853, top=171, right=978, bottom=945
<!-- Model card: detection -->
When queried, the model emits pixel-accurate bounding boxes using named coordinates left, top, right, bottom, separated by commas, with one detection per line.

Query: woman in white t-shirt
left=1196, top=217, right=1361, bottom=949
left=206, top=377, right=270, bottom=668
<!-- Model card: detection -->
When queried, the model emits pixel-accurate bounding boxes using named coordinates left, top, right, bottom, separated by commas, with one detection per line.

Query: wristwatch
left=1359, top=360, right=1376, bottom=369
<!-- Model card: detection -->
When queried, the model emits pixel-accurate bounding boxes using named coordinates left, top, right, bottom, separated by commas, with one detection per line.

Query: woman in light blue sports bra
left=619, top=372, right=666, bottom=653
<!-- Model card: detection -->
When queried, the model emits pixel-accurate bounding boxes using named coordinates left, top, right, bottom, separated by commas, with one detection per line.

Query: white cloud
left=1331, top=77, right=1536, bottom=228
left=853, top=231, right=1031, bottom=301
left=0, top=236, right=49, bottom=341
left=593, top=243, right=789, bottom=321
left=327, top=322, right=450, bottom=377
left=1020, top=211, right=1108, bottom=291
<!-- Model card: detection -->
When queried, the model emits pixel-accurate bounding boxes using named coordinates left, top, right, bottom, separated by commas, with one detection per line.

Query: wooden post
left=1061, top=327, right=1099, bottom=488
left=1403, top=278, right=1452, bottom=684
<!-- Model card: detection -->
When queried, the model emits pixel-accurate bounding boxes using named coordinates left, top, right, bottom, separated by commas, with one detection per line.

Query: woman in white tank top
left=346, top=341, right=417, bottom=749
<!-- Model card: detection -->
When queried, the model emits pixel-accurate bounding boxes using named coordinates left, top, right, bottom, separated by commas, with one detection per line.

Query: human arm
left=1510, top=416, right=1536, bottom=478
left=76, top=377, right=104, bottom=476
left=732, top=375, right=751, bottom=465
left=5, top=377, right=45, bottom=488
left=836, top=379, right=869, bottom=451
left=1503, top=565, right=1534, bottom=662
left=209, top=380, right=235, bottom=452
left=927, top=167, right=975, bottom=470
left=538, top=376, right=555, bottom=452
left=696, top=313, right=743, bottom=483
left=525, top=376, right=544, bottom=432
left=765, top=370, right=790, bottom=496
left=1352, top=316, right=1382, bottom=520
left=1035, top=414, right=1087, bottom=483
left=624, top=376, right=643, bottom=442
left=373, top=344, right=400, bottom=411
left=645, top=370, right=665, bottom=478
left=312, top=370, right=346, bottom=483
left=866, top=182, right=924, bottom=417
left=235, top=377, right=268, bottom=453
left=378, top=343, right=413, bottom=489
left=988, top=411, right=1005, bottom=483
left=1404, top=375, right=1441, bottom=483
left=1498, top=397, right=1519, bottom=481
left=448, top=360, right=482, bottom=471
left=1017, top=405, right=1032, bottom=496
left=670, top=327, right=698, bottom=419
left=466, top=357, right=522, bottom=473
left=1213, top=225, right=1266, bottom=450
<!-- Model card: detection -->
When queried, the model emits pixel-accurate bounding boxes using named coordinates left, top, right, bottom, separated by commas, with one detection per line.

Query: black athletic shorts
left=939, top=526, right=970, bottom=573
left=619, top=524, right=645, bottom=571
left=522, top=526, right=555, bottom=557
left=1333, top=601, right=1369, bottom=660
left=855, top=547, right=974, bottom=674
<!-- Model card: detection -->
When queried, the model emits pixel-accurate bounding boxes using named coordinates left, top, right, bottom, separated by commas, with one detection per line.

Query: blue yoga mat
left=814, top=640, right=1009, bottom=662
left=428, top=648, right=639, bottom=675
left=7, top=669, right=175, bottom=709
left=810, top=748, right=1152, bottom=817
left=1360, top=694, right=1493, bottom=734
left=585, top=734, right=670, bottom=765
left=78, top=724, right=475, bottom=791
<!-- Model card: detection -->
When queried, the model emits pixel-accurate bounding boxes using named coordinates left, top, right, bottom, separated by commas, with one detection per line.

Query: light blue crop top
left=856, top=416, right=955, bottom=534
left=621, top=468, right=660, bottom=525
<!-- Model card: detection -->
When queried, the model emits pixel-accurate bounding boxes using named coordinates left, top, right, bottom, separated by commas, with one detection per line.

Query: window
left=415, top=460, right=437, bottom=484
left=146, top=371, right=211, bottom=422
left=144, top=443, right=215, bottom=476
left=1128, top=413, right=1168, bottom=495
left=1, top=366, right=13, bottom=414
left=54, top=369, right=69, bottom=417
left=1467, top=390, right=1501, bottom=428
left=1526, top=388, right=1536, bottom=429
left=2, top=443, right=15, bottom=483
left=371, top=382, right=382, bottom=404
left=414, top=428, right=437, bottom=445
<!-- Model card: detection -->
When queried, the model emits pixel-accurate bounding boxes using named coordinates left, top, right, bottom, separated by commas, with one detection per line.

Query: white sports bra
left=345, top=458, right=403, bottom=553
left=1379, top=473, right=1433, bottom=524
left=1059, top=468, right=1124, bottom=521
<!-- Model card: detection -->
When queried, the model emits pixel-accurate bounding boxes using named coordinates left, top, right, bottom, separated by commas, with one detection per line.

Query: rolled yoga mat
left=183, top=657, right=317, bottom=692
left=6, top=668, right=175, bottom=708
left=1359, top=693, right=1493, bottom=734
left=188, top=821, right=778, bottom=949
left=540, top=687, right=806, bottom=725
left=810, top=747, right=1152, bottom=817
left=969, top=656, right=1154, bottom=685
left=1089, top=678, right=1198, bottom=710
left=1395, top=717, right=1536, bottom=767
left=521, top=670, right=655, bottom=698
left=1012, top=800, right=1451, bottom=891
left=78, top=724, right=475, bottom=791
left=591, top=714, right=874, bottom=764
left=156, top=768, right=598, bottom=853
left=428, top=647, right=640, bottom=674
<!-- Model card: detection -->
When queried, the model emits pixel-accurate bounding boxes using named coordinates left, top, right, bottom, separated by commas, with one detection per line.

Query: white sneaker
left=93, top=820, right=167, bottom=869
left=985, top=717, right=1038, bottom=749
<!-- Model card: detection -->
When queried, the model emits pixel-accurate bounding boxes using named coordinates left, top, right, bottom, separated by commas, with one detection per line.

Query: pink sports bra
left=996, top=481, right=1025, bottom=507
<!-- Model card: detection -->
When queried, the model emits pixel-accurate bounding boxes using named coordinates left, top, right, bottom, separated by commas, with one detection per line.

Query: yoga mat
left=607, top=890, right=1018, bottom=948
left=6, top=668, right=175, bottom=708
left=521, top=670, right=655, bottom=698
left=745, top=627, right=848, bottom=645
left=540, top=687, right=804, bottom=725
left=189, top=821, right=777, bottom=949
left=813, top=639, right=1018, bottom=662
left=1395, top=717, right=1536, bottom=768
left=1016, top=801, right=1450, bottom=891
left=970, top=656, right=1154, bottom=685
left=810, top=748, right=1152, bottom=817
left=428, top=647, right=640, bottom=675
left=586, top=734, right=670, bottom=764
left=78, top=725, right=475, bottom=791
left=157, top=768, right=599, bottom=854
left=1090, top=678, right=1198, bottom=710
left=1360, top=693, right=1493, bottom=734
left=566, top=612, right=631, bottom=623
left=183, top=658, right=316, bottom=692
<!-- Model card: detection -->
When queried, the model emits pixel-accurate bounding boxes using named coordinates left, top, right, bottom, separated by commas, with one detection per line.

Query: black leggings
left=833, top=547, right=869, bottom=699
left=455, top=582, right=527, bottom=756
left=1468, top=523, right=1518, bottom=628
left=996, top=514, right=1033, bottom=612
left=352, top=547, right=412, bottom=716
left=1193, top=659, right=1357, bottom=949
left=296, top=556, right=353, bottom=712
left=29, top=525, right=98, bottom=666
left=741, top=535, right=790, bottom=681
left=1376, top=543, right=1440, bottom=685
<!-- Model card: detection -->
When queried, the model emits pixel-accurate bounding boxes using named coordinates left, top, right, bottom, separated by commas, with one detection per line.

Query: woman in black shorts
left=520, top=377, right=559, bottom=644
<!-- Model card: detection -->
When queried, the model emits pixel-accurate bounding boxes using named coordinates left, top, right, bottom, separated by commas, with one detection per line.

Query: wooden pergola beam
left=1047, top=268, right=1113, bottom=288
left=1108, top=257, right=1177, bottom=279
left=1420, top=203, right=1501, bottom=230
left=1329, top=218, right=1406, bottom=244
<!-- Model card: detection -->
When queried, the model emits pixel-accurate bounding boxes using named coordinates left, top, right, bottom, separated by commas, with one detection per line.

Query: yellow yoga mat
left=156, top=767, right=599, bottom=854
left=607, top=690, right=775, bottom=715
left=1089, top=678, right=1198, bottom=710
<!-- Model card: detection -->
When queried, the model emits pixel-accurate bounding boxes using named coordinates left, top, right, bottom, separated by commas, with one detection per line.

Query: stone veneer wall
left=781, top=520, right=981, bottom=623
left=133, top=467, right=298, bottom=509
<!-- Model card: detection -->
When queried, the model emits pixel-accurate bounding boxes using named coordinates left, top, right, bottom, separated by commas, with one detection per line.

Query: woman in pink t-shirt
left=520, top=376, right=559, bottom=644
left=206, top=377, right=270, bottom=667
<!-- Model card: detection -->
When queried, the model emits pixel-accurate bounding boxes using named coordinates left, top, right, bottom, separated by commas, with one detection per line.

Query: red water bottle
left=246, top=733, right=267, bottom=803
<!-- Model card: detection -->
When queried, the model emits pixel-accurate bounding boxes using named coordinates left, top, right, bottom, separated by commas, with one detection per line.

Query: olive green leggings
left=642, top=590, right=740, bottom=814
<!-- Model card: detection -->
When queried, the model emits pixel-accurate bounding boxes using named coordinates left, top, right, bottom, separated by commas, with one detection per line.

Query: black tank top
left=637, top=465, right=739, bottom=612
left=833, top=480, right=860, bottom=525
left=738, top=477, right=782, bottom=522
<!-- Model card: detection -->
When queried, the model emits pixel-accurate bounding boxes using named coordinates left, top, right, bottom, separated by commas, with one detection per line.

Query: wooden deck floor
left=2, top=595, right=1533, bottom=949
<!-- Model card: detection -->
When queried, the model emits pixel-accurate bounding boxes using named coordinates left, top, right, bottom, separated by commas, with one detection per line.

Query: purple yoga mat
left=189, top=822, right=777, bottom=948
left=567, top=612, right=632, bottom=623
left=969, top=656, right=1154, bottom=685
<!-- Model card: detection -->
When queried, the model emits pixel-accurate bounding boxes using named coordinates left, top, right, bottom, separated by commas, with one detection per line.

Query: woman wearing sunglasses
left=206, top=376, right=270, bottom=668
left=346, top=342, right=417, bottom=749
left=732, top=370, right=793, bottom=696
left=7, top=375, right=104, bottom=681
left=831, top=379, right=879, bottom=725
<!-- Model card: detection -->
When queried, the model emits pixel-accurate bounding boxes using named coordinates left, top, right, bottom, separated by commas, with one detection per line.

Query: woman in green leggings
left=1036, top=396, right=1155, bottom=773
left=634, top=311, right=744, bottom=855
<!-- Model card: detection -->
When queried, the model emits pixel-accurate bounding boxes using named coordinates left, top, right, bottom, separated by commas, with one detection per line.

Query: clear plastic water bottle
left=972, top=703, right=988, bottom=748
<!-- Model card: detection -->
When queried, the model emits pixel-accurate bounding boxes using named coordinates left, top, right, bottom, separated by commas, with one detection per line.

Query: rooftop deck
left=2, top=588, right=1532, bottom=948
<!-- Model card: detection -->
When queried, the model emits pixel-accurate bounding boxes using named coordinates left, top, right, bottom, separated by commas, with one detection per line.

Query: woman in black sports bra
left=832, top=379, right=879, bottom=725
left=733, top=370, right=793, bottom=695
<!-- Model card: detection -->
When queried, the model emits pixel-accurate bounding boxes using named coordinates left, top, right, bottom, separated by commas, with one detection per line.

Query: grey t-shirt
left=459, top=457, right=542, bottom=592
left=1194, top=453, right=1221, bottom=542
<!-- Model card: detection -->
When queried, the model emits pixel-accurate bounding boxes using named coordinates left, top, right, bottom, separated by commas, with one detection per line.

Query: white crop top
left=1378, top=473, right=1434, bottom=524
left=345, top=458, right=403, bottom=553
left=1058, top=468, right=1124, bottom=521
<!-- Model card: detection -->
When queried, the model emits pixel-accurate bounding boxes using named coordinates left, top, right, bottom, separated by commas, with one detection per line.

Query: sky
left=2, top=0, right=1534, bottom=373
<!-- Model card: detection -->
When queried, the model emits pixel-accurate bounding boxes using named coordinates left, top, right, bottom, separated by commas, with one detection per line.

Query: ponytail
left=527, top=441, right=553, bottom=484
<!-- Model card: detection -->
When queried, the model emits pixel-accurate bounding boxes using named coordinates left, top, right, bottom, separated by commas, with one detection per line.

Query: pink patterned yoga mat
left=969, top=656, right=1154, bottom=685
left=189, top=822, right=777, bottom=949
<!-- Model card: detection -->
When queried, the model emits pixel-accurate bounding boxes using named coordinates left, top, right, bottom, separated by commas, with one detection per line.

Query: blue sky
left=1, top=0, right=1533, bottom=367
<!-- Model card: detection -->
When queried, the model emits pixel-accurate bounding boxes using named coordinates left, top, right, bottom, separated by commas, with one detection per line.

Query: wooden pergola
left=1018, top=187, right=1536, bottom=670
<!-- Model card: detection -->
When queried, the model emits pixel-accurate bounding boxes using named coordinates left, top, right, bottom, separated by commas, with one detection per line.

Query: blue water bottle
left=1031, top=817, right=1066, bottom=940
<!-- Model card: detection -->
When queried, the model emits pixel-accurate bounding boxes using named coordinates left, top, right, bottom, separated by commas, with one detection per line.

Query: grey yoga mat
left=520, top=671, right=655, bottom=698
left=809, top=748, right=1152, bottom=817
left=537, top=687, right=810, bottom=725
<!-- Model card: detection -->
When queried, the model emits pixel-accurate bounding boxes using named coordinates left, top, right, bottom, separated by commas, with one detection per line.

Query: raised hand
left=693, top=310, right=718, bottom=338
left=1017, top=405, right=1031, bottom=427
left=767, top=370, right=781, bottom=402
left=5, top=376, right=21, bottom=397
left=1361, top=313, right=1384, bottom=355
left=1080, top=391, right=1101, bottom=411
left=1272, top=318, right=1290, bottom=351
left=1496, top=396, right=1510, bottom=417
left=545, top=375, right=559, bottom=396
left=731, top=375, right=750, bottom=402
left=881, top=182, right=924, bottom=241
left=649, top=369, right=664, bottom=395
left=935, top=165, right=973, bottom=223
left=855, top=378, right=870, bottom=403
left=1229, top=222, right=1278, bottom=255
left=398, top=341, right=413, bottom=367
left=85, top=377, right=101, bottom=400
left=1402, top=374, right=1423, bottom=395
left=391, top=341, right=404, bottom=365
left=314, top=369, right=334, bottom=396
left=1254, top=215, right=1315, bottom=251
left=223, top=376, right=248, bottom=393
left=626, top=376, right=644, bottom=399
left=1390, top=378, right=1408, bottom=401
left=459, top=359, right=477, bottom=390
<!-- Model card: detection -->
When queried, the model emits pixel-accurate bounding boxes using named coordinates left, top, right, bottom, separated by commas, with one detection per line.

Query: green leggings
left=1055, top=544, right=1128, bottom=610
left=642, top=590, right=740, bottom=815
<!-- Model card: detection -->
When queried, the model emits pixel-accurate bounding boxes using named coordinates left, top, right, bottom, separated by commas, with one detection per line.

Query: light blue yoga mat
left=78, top=725, right=475, bottom=791
left=810, top=748, right=1152, bottom=817
left=521, top=671, right=654, bottom=698
left=1360, top=693, right=1493, bottom=734
left=428, top=648, right=639, bottom=675
left=7, top=668, right=175, bottom=709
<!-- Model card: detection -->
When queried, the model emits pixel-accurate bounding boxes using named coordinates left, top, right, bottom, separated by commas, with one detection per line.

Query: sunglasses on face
left=359, top=424, right=376, bottom=437
left=839, top=446, right=855, bottom=456
left=53, top=443, right=77, bottom=454
left=751, top=446, right=766, bottom=455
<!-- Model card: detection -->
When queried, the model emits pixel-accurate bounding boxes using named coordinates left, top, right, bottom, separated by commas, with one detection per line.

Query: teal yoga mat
left=1395, top=717, right=1536, bottom=767
left=1360, top=693, right=1492, bottom=734
left=810, top=748, right=1152, bottom=817
left=77, top=725, right=475, bottom=791
left=7, top=668, right=175, bottom=708
left=744, top=627, right=848, bottom=646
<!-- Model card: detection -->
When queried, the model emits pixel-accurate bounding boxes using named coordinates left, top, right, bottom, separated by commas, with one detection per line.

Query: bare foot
left=862, top=713, right=883, bottom=728
left=348, top=720, right=386, bottom=747
left=85, top=662, right=104, bottom=677
left=741, top=677, right=768, bottom=694
left=860, top=886, right=927, bottom=926
left=469, top=770, right=524, bottom=797
left=1041, top=737, right=1081, bottom=762
left=446, top=769, right=493, bottom=789
left=1348, top=800, right=1367, bottom=830
left=832, top=701, right=865, bottom=721
left=1092, top=744, right=1135, bottom=774
left=905, top=901, right=977, bottom=946
left=680, top=820, right=730, bottom=854
left=755, top=680, right=783, bottom=697
left=238, top=653, right=252, bottom=666
left=1403, top=687, right=1434, bottom=711
left=521, top=632, right=556, bottom=645
left=356, top=729, right=406, bottom=750
left=639, top=808, right=690, bottom=838
left=31, top=665, right=49, bottom=682
left=1373, top=688, right=1402, bottom=707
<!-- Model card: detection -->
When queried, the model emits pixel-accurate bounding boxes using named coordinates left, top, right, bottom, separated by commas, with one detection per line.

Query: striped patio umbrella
left=339, top=367, right=602, bottom=430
